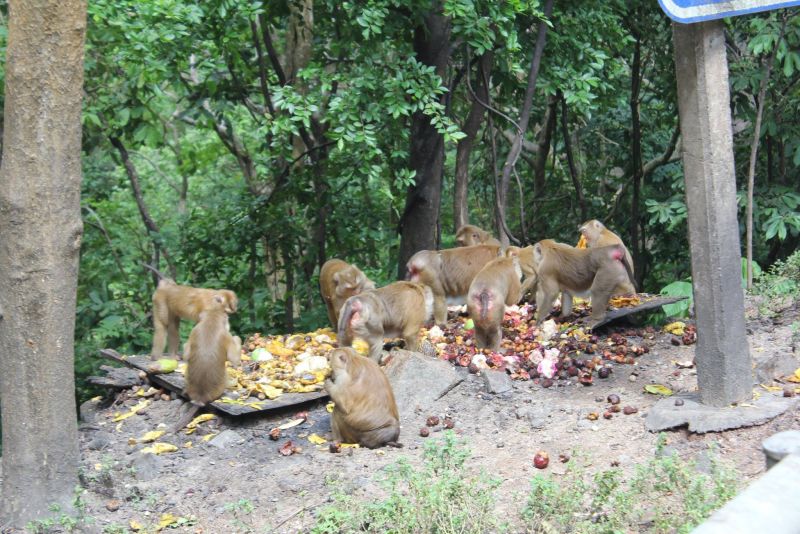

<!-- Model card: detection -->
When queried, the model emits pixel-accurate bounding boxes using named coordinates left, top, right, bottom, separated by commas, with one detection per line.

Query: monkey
left=532, top=239, right=635, bottom=327
left=319, top=259, right=375, bottom=329
left=405, top=244, right=501, bottom=325
left=505, top=245, right=538, bottom=300
left=151, top=279, right=238, bottom=359
left=183, top=295, right=242, bottom=406
left=324, top=347, right=400, bottom=448
left=455, top=224, right=502, bottom=247
left=578, top=219, right=635, bottom=275
left=467, top=256, right=522, bottom=350
left=337, top=281, right=433, bottom=363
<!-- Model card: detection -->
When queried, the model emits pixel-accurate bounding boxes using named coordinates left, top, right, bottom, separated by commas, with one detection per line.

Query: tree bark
left=560, top=94, right=587, bottom=221
left=453, top=51, right=493, bottom=232
left=397, top=5, right=451, bottom=277
left=497, top=0, right=553, bottom=246
left=629, top=35, right=644, bottom=288
left=532, top=94, right=558, bottom=202
left=0, top=0, right=87, bottom=526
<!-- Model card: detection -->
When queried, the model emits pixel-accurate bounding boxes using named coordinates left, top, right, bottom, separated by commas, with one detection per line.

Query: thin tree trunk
left=746, top=21, right=783, bottom=289
left=496, top=0, right=553, bottom=246
left=560, top=94, right=587, bottom=221
left=0, top=0, right=87, bottom=526
left=397, top=5, right=451, bottom=277
left=109, top=136, right=177, bottom=279
left=454, top=51, right=493, bottom=231
left=533, top=95, right=558, bottom=201
left=282, top=248, right=295, bottom=332
left=629, top=36, right=644, bottom=288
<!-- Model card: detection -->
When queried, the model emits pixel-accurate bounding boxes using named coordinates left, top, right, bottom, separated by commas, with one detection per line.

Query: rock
left=515, top=406, right=548, bottom=429
left=762, top=430, right=800, bottom=469
left=753, top=344, right=799, bottom=383
left=209, top=430, right=245, bottom=449
left=131, top=453, right=163, bottom=481
left=277, top=477, right=303, bottom=493
left=87, top=431, right=113, bottom=451
left=384, top=350, right=462, bottom=419
left=79, top=398, right=104, bottom=423
left=482, top=370, right=512, bottom=394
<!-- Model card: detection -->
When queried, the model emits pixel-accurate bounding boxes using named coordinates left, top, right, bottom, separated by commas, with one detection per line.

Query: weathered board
left=585, top=294, right=688, bottom=330
left=99, top=349, right=328, bottom=416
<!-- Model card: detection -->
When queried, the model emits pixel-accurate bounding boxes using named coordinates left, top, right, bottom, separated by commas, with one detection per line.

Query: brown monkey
left=579, top=219, right=635, bottom=274
left=405, top=244, right=501, bottom=325
left=533, top=239, right=635, bottom=327
left=183, top=296, right=242, bottom=406
left=505, top=245, right=538, bottom=299
left=324, top=347, right=400, bottom=448
left=467, top=256, right=522, bottom=350
left=338, top=281, right=433, bottom=363
left=319, top=259, right=375, bottom=329
left=455, top=224, right=502, bottom=247
left=151, top=279, right=238, bottom=359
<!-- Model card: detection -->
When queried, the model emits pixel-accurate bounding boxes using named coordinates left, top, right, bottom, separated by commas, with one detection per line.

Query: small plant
left=752, top=250, right=800, bottom=313
left=102, top=524, right=131, bottom=534
left=224, top=498, right=255, bottom=533
left=24, top=489, right=92, bottom=534
left=312, top=431, right=505, bottom=534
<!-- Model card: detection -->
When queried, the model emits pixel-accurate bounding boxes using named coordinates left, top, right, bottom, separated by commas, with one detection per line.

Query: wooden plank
left=98, top=349, right=328, bottom=416
left=588, top=294, right=688, bottom=330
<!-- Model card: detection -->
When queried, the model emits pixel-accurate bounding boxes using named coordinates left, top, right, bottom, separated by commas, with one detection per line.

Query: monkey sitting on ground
left=183, top=295, right=242, bottom=406
left=151, top=279, right=238, bottom=359
left=319, top=259, right=375, bottom=329
left=505, top=245, right=538, bottom=300
left=455, top=224, right=502, bottom=247
left=324, top=347, right=400, bottom=448
left=579, top=219, right=635, bottom=275
left=467, top=255, right=522, bottom=350
left=405, top=244, right=501, bottom=325
left=337, top=281, right=433, bottom=363
left=532, top=239, right=635, bottom=327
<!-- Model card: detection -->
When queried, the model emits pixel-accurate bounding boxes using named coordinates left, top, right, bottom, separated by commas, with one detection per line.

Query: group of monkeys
left=146, top=219, right=635, bottom=448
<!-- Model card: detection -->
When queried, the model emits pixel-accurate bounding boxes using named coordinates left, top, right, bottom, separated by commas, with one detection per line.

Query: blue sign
left=659, top=0, right=800, bottom=23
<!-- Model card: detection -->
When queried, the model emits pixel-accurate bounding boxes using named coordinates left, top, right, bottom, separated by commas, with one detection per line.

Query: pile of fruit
left=421, top=301, right=655, bottom=385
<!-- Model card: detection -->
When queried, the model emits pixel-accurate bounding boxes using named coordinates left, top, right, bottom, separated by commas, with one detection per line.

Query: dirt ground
left=45, top=298, right=800, bottom=533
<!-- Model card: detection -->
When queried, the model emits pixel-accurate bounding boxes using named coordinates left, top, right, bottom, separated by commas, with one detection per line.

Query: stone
left=515, top=406, right=549, bottom=429
left=384, top=349, right=462, bottom=419
left=130, top=453, right=163, bottom=481
left=762, top=430, right=800, bottom=469
left=482, top=370, right=512, bottom=394
left=79, top=398, right=104, bottom=423
left=87, top=431, right=113, bottom=451
left=646, top=392, right=798, bottom=433
left=209, top=429, right=245, bottom=449
left=673, top=20, right=752, bottom=407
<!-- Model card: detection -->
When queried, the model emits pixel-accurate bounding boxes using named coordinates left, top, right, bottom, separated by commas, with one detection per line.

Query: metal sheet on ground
left=99, top=349, right=328, bottom=416
left=587, top=294, right=688, bottom=330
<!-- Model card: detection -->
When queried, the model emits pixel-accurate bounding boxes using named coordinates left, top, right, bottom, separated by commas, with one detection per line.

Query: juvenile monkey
left=579, top=219, right=635, bottom=274
left=151, top=279, right=238, bottom=359
left=324, top=347, right=400, bottom=448
left=533, top=239, right=635, bottom=327
left=505, top=245, right=538, bottom=299
left=455, top=224, right=502, bottom=247
left=338, top=281, right=433, bottom=363
left=467, top=256, right=522, bottom=350
left=405, top=244, right=501, bottom=325
left=183, top=296, right=242, bottom=406
left=319, top=259, right=375, bottom=329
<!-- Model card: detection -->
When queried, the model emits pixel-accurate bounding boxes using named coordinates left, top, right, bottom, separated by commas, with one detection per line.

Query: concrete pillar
left=672, top=21, right=752, bottom=407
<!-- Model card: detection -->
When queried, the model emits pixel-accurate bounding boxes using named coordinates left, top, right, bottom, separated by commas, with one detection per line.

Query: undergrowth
left=751, top=250, right=800, bottom=314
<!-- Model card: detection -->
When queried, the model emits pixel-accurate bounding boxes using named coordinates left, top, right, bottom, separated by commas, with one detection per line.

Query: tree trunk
left=497, top=0, right=553, bottom=246
left=560, top=94, right=587, bottom=221
left=533, top=94, right=558, bottom=201
left=629, top=36, right=644, bottom=288
left=0, top=0, right=87, bottom=526
left=453, top=51, right=493, bottom=232
left=397, top=5, right=451, bottom=277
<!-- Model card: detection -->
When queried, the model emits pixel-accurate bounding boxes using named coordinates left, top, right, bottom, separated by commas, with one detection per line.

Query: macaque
left=151, top=279, right=238, bottom=359
left=467, top=256, right=522, bottom=350
left=338, top=281, right=433, bottom=363
left=319, top=259, right=375, bottom=329
left=533, top=239, right=635, bottom=327
left=579, top=219, right=635, bottom=274
left=183, top=296, right=242, bottom=406
left=455, top=224, right=502, bottom=247
left=405, top=244, right=501, bottom=325
left=324, top=347, right=400, bottom=448
left=505, top=245, right=538, bottom=299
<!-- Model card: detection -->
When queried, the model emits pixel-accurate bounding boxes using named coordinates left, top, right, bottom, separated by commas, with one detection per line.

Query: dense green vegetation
left=0, top=2, right=797, bottom=401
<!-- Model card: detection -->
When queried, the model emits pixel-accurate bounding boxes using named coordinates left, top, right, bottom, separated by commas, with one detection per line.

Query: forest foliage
left=0, top=1, right=797, bottom=401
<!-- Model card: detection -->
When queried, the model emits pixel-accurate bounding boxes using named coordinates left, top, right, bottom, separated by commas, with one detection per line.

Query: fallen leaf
left=158, top=513, right=178, bottom=529
left=129, top=519, right=143, bottom=531
left=279, top=440, right=298, bottom=456
left=308, top=433, right=327, bottom=445
left=644, top=384, right=673, bottom=396
left=673, top=360, right=694, bottom=369
left=141, top=442, right=178, bottom=455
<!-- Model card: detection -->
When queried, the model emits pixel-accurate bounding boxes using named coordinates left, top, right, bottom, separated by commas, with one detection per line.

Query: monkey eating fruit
left=467, top=256, right=522, bottom=350
left=319, top=259, right=375, bottom=329
left=455, top=224, right=502, bottom=247
left=338, top=281, right=433, bottom=363
left=324, top=347, right=400, bottom=448
left=505, top=245, right=538, bottom=301
left=578, top=219, right=634, bottom=275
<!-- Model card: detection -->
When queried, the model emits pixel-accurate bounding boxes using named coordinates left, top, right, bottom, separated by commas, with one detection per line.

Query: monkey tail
left=386, top=441, right=404, bottom=448
left=141, top=262, right=173, bottom=283
left=479, top=290, right=490, bottom=321
left=617, top=246, right=637, bottom=292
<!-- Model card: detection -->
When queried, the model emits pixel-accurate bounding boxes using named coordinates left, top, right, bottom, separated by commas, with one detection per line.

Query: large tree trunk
left=0, top=0, right=87, bottom=526
left=629, top=36, right=644, bottom=288
left=397, top=5, right=451, bottom=277
left=453, top=51, right=493, bottom=232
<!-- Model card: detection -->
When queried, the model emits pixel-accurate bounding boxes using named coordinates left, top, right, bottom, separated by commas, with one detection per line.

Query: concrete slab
left=383, top=349, right=462, bottom=420
left=645, top=392, right=798, bottom=433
